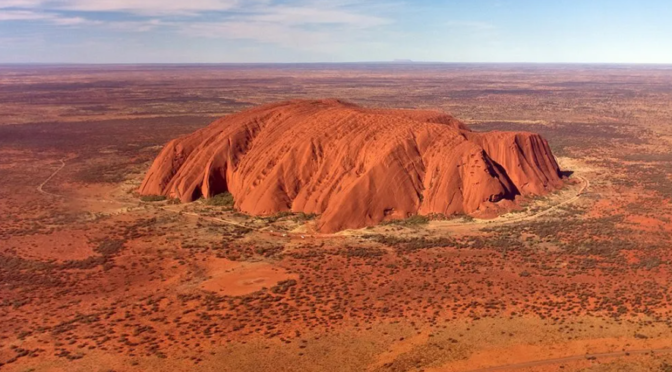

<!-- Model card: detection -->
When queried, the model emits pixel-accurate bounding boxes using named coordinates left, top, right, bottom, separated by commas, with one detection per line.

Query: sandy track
left=37, top=156, right=135, bottom=206
left=162, top=205, right=261, bottom=232
left=460, top=347, right=672, bottom=372
left=36, top=157, right=67, bottom=197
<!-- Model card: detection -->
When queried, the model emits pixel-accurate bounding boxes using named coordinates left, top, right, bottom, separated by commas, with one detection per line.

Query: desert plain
left=2, top=63, right=672, bottom=371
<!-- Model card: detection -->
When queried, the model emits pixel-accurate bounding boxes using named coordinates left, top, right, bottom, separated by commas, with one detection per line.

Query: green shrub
left=367, top=235, right=456, bottom=253
left=205, top=192, right=234, bottom=207
left=292, top=212, right=317, bottom=222
left=270, top=279, right=297, bottom=294
left=261, top=211, right=294, bottom=223
left=140, top=195, right=167, bottom=202
left=382, top=214, right=429, bottom=226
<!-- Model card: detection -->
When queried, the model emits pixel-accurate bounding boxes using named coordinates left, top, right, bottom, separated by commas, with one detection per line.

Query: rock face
left=140, top=99, right=563, bottom=232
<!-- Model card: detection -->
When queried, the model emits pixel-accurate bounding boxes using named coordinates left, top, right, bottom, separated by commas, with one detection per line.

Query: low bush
left=140, top=195, right=167, bottom=202
left=205, top=192, right=234, bottom=207
left=382, top=215, right=429, bottom=226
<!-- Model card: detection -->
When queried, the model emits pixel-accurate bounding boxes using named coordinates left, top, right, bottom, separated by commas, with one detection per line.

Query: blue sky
left=0, top=0, right=671, bottom=63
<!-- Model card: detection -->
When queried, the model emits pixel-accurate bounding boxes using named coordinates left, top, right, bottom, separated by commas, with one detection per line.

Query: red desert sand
left=140, top=99, right=563, bottom=232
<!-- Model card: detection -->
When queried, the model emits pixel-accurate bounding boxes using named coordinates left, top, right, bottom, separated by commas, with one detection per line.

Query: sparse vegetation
left=382, top=215, right=429, bottom=226
left=140, top=195, right=167, bottom=202
left=205, top=192, right=235, bottom=207
left=2, top=64, right=672, bottom=372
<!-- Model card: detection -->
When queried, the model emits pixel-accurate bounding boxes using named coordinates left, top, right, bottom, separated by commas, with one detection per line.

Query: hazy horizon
left=3, top=62, right=672, bottom=67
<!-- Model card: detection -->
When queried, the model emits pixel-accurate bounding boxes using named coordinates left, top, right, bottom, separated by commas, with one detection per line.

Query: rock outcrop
left=140, top=99, right=563, bottom=232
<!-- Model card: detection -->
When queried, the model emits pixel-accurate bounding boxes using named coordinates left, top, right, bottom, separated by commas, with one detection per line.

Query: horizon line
left=2, top=61, right=672, bottom=67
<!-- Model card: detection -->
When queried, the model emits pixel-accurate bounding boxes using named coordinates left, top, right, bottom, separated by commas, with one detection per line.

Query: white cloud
left=103, top=19, right=164, bottom=32
left=56, top=0, right=241, bottom=15
left=0, top=0, right=396, bottom=55
left=183, top=21, right=333, bottom=49
left=247, top=6, right=390, bottom=27
left=0, top=9, right=101, bottom=25
left=0, top=0, right=243, bottom=15
left=0, top=0, right=44, bottom=8
left=0, top=9, right=51, bottom=20
left=0, top=0, right=390, bottom=22
left=51, top=15, right=95, bottom=25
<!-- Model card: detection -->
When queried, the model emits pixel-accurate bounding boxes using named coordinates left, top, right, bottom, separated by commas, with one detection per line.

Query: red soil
left=198, top=258, right=297, bottom=296
left=140, top=99, right=563, bottom=232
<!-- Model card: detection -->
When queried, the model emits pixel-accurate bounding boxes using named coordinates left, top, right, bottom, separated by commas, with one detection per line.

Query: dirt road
left=36, top=158, right=67, bottom=197
left=460, top=347, right=672, bottom=372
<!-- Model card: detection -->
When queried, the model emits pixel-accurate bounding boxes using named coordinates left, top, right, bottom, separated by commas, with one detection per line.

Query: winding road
left=36, top=157, right=67, bottom=198
left=37, top=156, right=136, bottom=206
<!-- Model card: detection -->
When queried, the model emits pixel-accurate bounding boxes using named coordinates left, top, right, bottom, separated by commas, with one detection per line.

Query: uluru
left=139, top=99, right=563, bottom=232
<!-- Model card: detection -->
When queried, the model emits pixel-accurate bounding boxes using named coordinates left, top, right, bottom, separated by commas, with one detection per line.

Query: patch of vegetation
left=254, top=243, right=285, bottom=258
left=0, top=255, right=53, bottom=272
left=339, top=247, right=385, bottom=259
left=367, top=234, right=456, bottom=253
left=93, top=239, right=125, bottom=256
left=382, top=215, right=429, bottom=226
left=60, top=239, right=126, bottom=271
left=205, top=192, right=234, bottom=207
left=261, top=211, right=295, bottom=223
left=140, top=195, right=167, bottom=202
left=60, top=256, right=106, bottom=270
left=292, top=212, right=317, bottom=222
left=634, top=256, right=662, bottom=270
left=260, top=211, right=319, bottom=224
left=74, top=162, right=129, bottom=183
left=270, top=279, right=297, bottom=295
left=483, top=215, right=646, bottom=258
